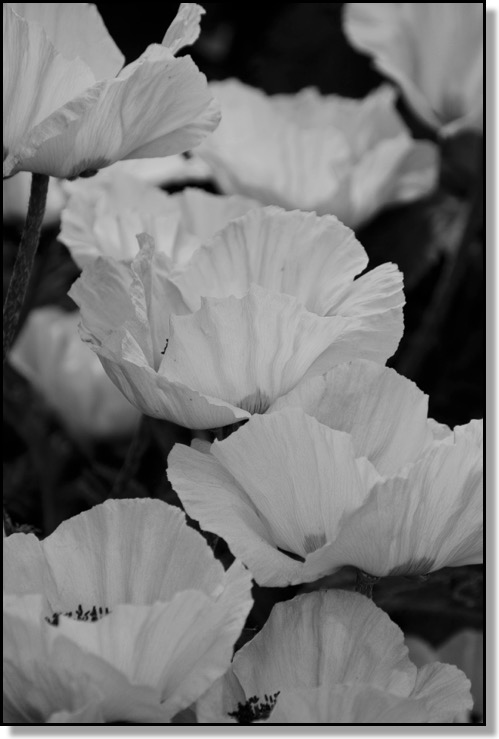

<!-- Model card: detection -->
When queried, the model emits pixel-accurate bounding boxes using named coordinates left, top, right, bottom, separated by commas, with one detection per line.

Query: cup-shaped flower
left=60, top=172, right=259, bottom=269
left=196, top=591, right=472, bottom=724
left=195, top=81, right=437, bottom=227
left=3, top=499, right=253, bottom=724
left=69, top=207, right=404, bottom=429
left=3, top=3, right=220, bottom=178
left=344, top=3, right=483, bottom=136
left=168, top=401, right=482, bottom=585
left=9, top=307, right=140, bottom=441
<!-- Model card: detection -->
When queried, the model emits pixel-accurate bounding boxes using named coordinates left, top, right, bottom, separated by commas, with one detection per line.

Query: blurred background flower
left=196, top=81, right=438, bottom=227
left=9, top=307, right=140, bottom=442
left=344, top=3, right=483, bottom=137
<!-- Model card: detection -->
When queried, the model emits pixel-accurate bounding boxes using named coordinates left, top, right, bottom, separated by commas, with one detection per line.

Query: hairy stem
left=355, top=571, right=380, bottom=599
left=3, top=173, right=50, bottom=361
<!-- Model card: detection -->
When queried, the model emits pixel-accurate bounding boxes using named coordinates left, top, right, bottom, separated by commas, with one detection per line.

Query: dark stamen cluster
left=228, top=692, right=280, bottom=724
left=46, top=604, right=110, bottom=626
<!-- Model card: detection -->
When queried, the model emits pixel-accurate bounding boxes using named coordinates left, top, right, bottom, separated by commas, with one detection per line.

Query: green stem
left=355, top=571, right=380, bottom=599
left=3, top=173, right=50, bottom=361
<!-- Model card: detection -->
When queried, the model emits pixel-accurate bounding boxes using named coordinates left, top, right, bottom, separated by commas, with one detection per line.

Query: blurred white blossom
left=196, top=81, right=438, bottom=227
left=69, top=208, right=404, bottom=429
left=9, top=307, right=140, bottom=441
left=407, top=630, right=483, bottom=722
left=344, top=3, right=483, bottom=136
left=61, top=173, right=259, bottom=269
left=168, top=362, right=482, bottom=585
left=3, top=499, right=253, bottom=723
left=3, top=3, right=220, bottom=178
left=197, top=591, right=472, bottom=723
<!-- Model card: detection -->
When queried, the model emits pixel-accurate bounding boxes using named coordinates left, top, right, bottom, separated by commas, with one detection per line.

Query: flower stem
left=396, top=156, right=483, bottom=382
left=3, top=173, right=50, bottom=361
left=355, top=571, right=380, bottom=599
left=110, top=416, right=149, bottom=498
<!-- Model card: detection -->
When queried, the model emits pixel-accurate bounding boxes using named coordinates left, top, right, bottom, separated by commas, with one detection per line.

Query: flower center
left=46, top=604, right=110, bottom=626
left=228, top=692, right=280, bottom=724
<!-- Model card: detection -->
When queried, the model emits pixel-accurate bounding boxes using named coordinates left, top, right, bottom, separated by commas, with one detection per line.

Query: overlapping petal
left=69, top=208, right=404, bottom=429
left=61, top=170, right=259, bottom=269
left=3, top=499, right=253, bottom=723
left=344, top=3, right=483, bottom=135
left=196, top=80, right=437, bottom=226
left=196, top=591, right=472, bottom=724
left=3, top=3, right=220, bottom=178
left=168, top=407, right=482, bottom=584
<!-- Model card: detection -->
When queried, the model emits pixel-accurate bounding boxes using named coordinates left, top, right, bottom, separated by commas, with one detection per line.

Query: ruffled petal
left=3, top=4, right=102, bottom=177
left=326, top=436, right=483, bottom=576
left=18, top=44, right=221, bottom=178
left=168, top=442, right=302, bottom=587
left=8, top=2, right=124, bottom=79
left=4, top=499, right=243, bottom=613
left=197, top=590, right=417, bottom=723
left=260, top=685, right=432, bottom=724
left=53, top=571, right=252, bottom=718
left=271, top=360, right=432, bottom=475
left=162, top=3, right=205, bottom=55
left=160, top=285, right=367, bottom=418
left=171, top=206, right=368, bottom=315
left=410, top=662, right=473, bottom=723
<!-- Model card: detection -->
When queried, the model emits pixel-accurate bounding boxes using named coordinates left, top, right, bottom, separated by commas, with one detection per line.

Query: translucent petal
left=271, top=360, right=433, bottom=475
left=8, top=2, right=124, bottom=78
left=18, top=44, right=221, bottom=178
left=162, top=3, right=205, bottom=54
left=3, top=4, right=102, bottom=177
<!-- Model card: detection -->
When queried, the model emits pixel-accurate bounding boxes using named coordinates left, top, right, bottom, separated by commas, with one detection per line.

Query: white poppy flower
left=344, top=3, right=483, bottom=136
left=9, top=307, right=140, bottom=441
left=196, top=591, right=472, bottom=724
left=407, top=630, right=483, bottom=722
left=168, top=402, right=482, bottom=585
left=3, top=3, right=220, bottom=178
left=3, top=499, right=253, bottom=724
left=69, top=207, right=404, bottom=429
left=195, top=80, right=437, bottom=227
left=60, top=172, right=259, bottom=269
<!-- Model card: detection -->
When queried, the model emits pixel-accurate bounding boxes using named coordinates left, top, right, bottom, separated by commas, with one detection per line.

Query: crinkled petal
left=197, top=591, right=418, bottom=723
left=8, top=2, right=124, bottom=78
left=438, top=631, right=483, bottom=716
left=160, top=285, right=369, bottom=418
left=19, top=44, right=221, bottom=178
left=168, top=442, right=302, bottom=587
left=3, top=499, right=243, bottom=612
left=171, top=206, right=368, bottom=315
left=3, top=4, right=103, bottom=177
left=410, top=662, right=473, bottom=723
left=53, top=573, right=252, bottom=718
left=162, top=3, right=205, bottom=54
left=271, top=360, right=432, bottom=475
left=326, top=436, right=483, bottom=576
left=261, top=685, right=432, bottom=724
